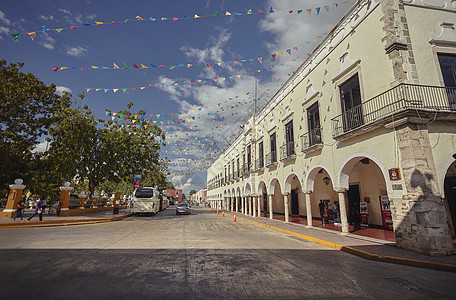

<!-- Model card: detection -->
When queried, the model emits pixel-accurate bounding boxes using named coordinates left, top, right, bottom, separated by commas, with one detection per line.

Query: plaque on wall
left=389, top=168, right=401, bottom=180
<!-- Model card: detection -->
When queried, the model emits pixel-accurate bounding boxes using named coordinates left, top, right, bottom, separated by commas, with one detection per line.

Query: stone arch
left=284, top=172, right=303, bottom=195
left=244, top=182, right=252, bottom=196
left=337, top=153, right=391, bottom=229
left=257, top=180, right=268, bottom=196
left=268, top=177, right=281, bottom=195
left=440, top=155, right=456, bottom=198
left=337, top=153, right=390, bottom=195
left=305, top=164, right=335, bottom=192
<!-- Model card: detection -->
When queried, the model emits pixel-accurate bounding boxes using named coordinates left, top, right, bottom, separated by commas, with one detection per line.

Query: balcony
left=280, top=142, right=296, bottom=161
left=332, top=84, right=456, bottom=140
left=265, top=151, right=277, bottom=167
left=242, top=163, right=250, bottom=176
left=301, top=128, right=323, bottom=153
left=255, top=158, right=264, bottom=171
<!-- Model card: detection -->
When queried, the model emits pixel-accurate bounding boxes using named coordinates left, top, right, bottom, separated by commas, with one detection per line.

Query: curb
left=218, top=211, right=456, bottom=273
left=0, top=213, right=133, bottom=228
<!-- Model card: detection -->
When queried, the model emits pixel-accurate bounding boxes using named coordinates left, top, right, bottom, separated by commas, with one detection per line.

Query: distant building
left=165, top=189, right=183, bottom=203
left=207, top=0, right=456, bottom=255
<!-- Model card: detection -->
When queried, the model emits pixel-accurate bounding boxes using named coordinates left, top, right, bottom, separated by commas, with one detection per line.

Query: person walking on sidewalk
left=318, top=200, right=325, bottom=225
left=27, top=199, right=43, bottom=222
left=13, top=199, right=26, bottom=222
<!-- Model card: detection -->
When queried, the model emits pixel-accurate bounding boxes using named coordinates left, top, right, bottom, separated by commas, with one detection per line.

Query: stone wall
left=392, top=121, right=453, bottom=255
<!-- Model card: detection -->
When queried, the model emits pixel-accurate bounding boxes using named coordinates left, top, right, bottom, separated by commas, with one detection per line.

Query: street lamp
left=323, top=176, right=331, bottom=185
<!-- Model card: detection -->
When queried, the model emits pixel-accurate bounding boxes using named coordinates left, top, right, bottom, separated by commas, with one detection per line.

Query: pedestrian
left=13, top=199, right=26, bottom=222
left=27, top=198, right=43, bottom=222
left=318, top=200, right=325, bottom=225
left=332, top=201, right=341, bottom=225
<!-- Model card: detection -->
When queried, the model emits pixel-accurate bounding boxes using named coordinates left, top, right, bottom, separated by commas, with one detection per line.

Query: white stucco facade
left=207, top=0, right=456, bottom=255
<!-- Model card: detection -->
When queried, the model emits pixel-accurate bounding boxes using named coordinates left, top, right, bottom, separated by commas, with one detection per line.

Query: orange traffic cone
left=222, top=212, right=224, bottom=217
left=233, top=214, right=236, bottom=222
left=217, top=210, right=219, bottom=215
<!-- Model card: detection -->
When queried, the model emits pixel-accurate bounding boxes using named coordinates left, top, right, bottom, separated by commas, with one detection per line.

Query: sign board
left=360, top=202, right=369, bottom=227
left=388, top=168, right=401, bottom=180
left=133, top=174, right=142, bottom=190
left=379, top=195, right=393, bottom=230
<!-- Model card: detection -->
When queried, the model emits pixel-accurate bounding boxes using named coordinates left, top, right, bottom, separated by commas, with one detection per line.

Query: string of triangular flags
left=85, top=64, right=295, bottom=93
left=11, top=2, right=352, bottom=41
left=53, top=37, right=324, bottom=72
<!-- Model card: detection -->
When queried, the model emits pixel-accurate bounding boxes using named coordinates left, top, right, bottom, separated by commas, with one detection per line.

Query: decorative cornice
left=385, top=42, right=408, bottom=54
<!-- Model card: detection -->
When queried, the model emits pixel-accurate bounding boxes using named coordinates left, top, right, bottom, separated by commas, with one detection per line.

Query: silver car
left=176, top=203, right=191, bottom=215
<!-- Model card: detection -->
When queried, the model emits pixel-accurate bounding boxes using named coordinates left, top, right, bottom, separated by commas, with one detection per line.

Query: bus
left=132, top=187, right=161, bottom=216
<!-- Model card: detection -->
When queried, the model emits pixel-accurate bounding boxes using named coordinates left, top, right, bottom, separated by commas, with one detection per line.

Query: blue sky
left=0, top=0, right=354, bottom=192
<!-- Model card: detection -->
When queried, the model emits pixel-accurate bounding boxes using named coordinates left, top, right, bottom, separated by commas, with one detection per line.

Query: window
left=340, top=74, right=363, bottom=131
left=247, top=145, right=251, bottom=171
left=259, top=141, right=264, bottom=168
left=285, top=120, right=294, bottom=156
left=307, top=102, right=321, bottom=146
left=439, top=54, right=456, bottom=87
left=270, top=133, right=277, bottom=163
left=232, top=161, right=235, bottom=178
left=237, top=158, right=240, bottom=177
left=438, top=54, right=456, bottom=110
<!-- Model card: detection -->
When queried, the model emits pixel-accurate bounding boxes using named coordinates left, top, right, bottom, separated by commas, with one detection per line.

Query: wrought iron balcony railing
left=280, top=142, right=295, bottom=161
left=301, top=128, right=322, bottom=151
left=332, top=84, right=456, bottom=139
left=265, top=151, right=277, bottom=166
left=255, top=158, right=264, bottom=170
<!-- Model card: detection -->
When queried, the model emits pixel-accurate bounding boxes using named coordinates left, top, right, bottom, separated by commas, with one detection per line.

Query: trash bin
left=113, top=207, right=119, bottom=214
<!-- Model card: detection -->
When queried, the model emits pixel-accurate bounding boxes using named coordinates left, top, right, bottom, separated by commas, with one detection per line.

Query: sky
left=0, top=0, right=355, bottom=193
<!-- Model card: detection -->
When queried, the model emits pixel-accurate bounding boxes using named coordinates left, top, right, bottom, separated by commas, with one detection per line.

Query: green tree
left=0, top=60, right=71, bottom=196
left=189, top=190, right=197, bottom=196
left=48, top=103, right=166, bottom=198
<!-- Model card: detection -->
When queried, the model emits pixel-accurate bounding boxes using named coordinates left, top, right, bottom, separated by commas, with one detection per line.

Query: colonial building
left=206, top=0, right=456, bottom=256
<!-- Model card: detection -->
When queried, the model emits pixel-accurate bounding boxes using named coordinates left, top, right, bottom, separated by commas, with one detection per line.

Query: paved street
left=1, top=206, right=455, bottom=299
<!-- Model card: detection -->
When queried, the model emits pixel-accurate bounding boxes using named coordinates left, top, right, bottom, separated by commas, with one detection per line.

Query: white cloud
left=66, top=46, right=88, bottom=56
left=0, top=25, right=9, bottom=35
left=38, top=33, right=56, bottom=50
left=55, top=86, right=72, bottom=96
left=39, top=15, right=55, bottom=22
left=0, top=10, right=11, bottom=25
left=259, top=0, right=352, bottom=81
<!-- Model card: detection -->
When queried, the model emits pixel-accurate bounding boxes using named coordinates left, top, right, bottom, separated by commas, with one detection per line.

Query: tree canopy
left=0, top=59, right=71, bottom=196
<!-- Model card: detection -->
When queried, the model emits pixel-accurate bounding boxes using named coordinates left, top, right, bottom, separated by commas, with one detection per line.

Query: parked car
left=176, top=202, right=191, bottom=215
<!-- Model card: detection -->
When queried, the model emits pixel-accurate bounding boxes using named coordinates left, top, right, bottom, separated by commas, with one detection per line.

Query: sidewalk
left=211, top=209, right=456, bottom=273
left=0, top=208, right=132, bottom=228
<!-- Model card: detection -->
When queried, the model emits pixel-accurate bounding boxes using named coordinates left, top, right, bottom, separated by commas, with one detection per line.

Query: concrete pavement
left=207, top=208, right=456, bottom=273
left=1, top=206, right=455, bottom=273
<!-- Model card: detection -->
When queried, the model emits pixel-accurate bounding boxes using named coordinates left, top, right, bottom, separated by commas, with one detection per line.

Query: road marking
left=199, top=222, right=207, bottom=231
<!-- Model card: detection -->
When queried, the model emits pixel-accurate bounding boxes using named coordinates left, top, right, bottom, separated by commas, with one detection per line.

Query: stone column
left=284, top=194, right=290, bottom=223
left=304, top=191, right=312, bottom=227
left=393, top=121, right=453, bottom=255
left=257, top=196, right=261, bottom=218
left=0, top=179, right=26, bottom=218
left=249, top=196, right=253, bottom=216
left=253, top=195, right=257, bottom=217
left=241, top=196, right=244, bottom=214
left=230, top=197, right=234, bottom=212
left=78, top=192, right=86, bottom=209
left=59, top=182, right=72, bottom=212
left=269, top=194, right=273, bottom=219
left=92, top=192, right=99, bottom=208
left=335, top=188, right=349, bottom=234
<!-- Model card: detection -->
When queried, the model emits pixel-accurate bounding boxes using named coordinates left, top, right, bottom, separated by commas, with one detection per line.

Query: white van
left=132, top=187, right=160, bottom=216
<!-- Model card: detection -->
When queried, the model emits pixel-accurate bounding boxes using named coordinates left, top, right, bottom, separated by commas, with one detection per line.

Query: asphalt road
left=0, top=206, right=455, bottom=299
